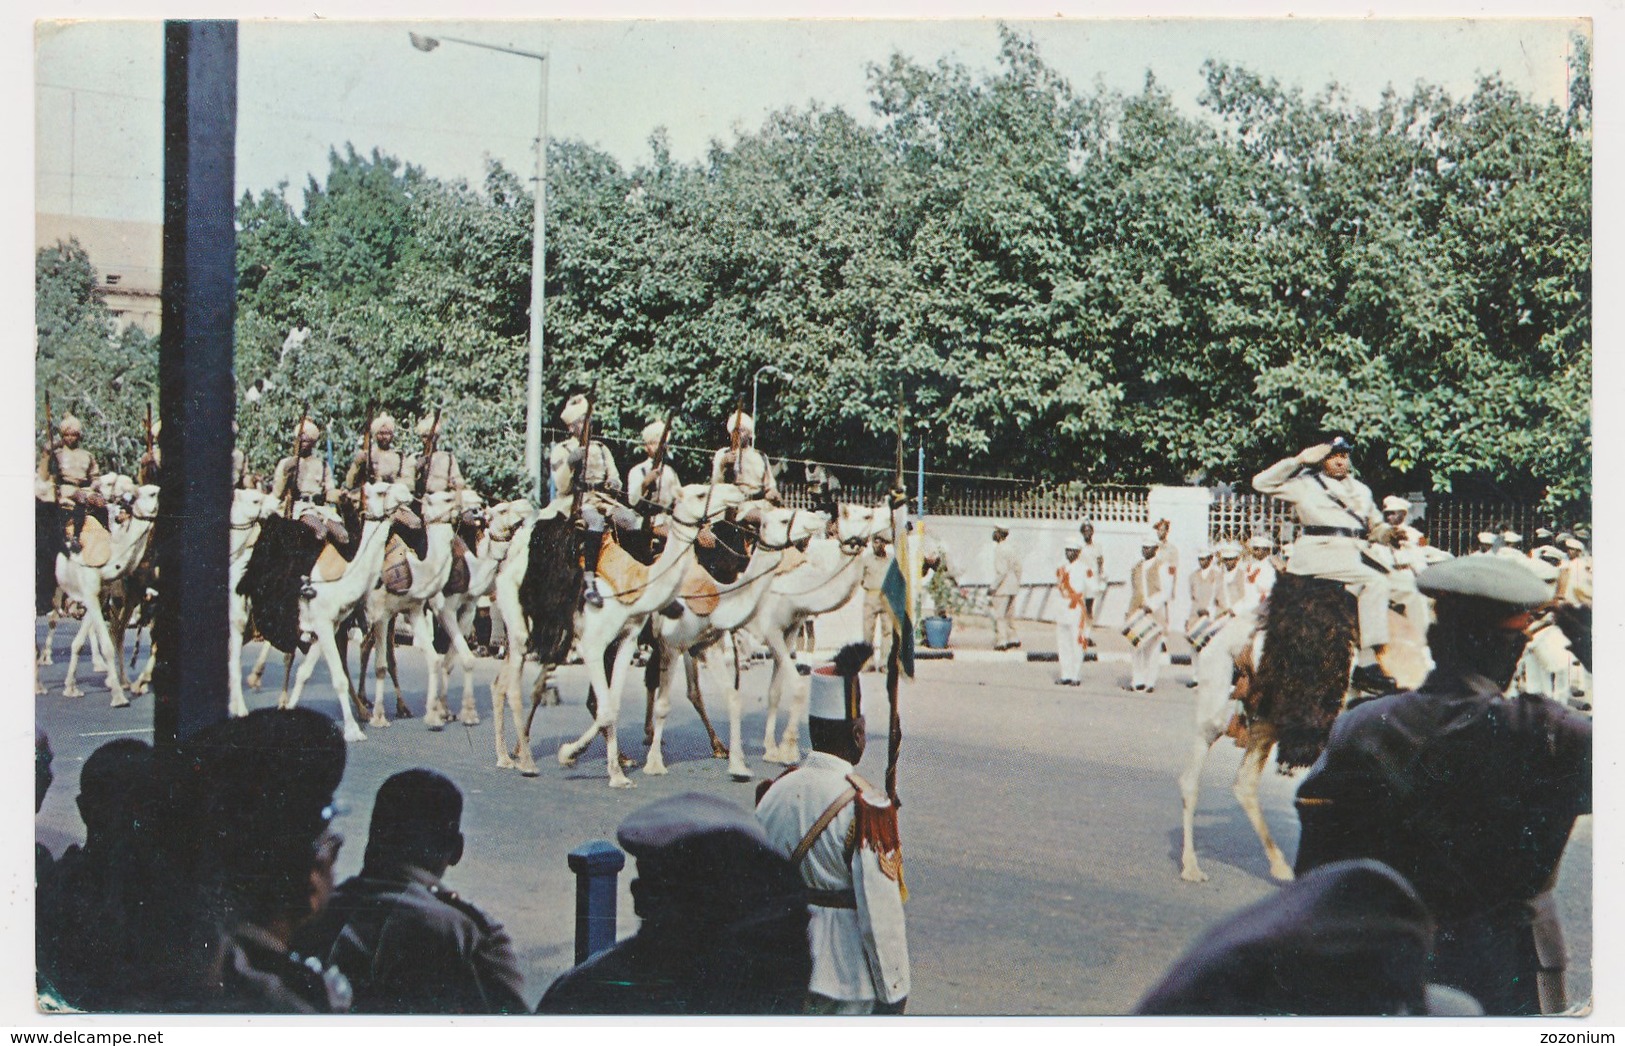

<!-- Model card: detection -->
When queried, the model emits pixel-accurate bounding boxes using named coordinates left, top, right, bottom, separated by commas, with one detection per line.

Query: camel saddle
left=678, top=560, right=721, bottom=616
left=596, top=539, right=648, bottom=606
left=444, top=535, right=472, bottom=595
left=381, top=533, right=413, bottom=593
left=316, top=542, right=351, bottom=583
left=78, top=516, right=112, bottom=569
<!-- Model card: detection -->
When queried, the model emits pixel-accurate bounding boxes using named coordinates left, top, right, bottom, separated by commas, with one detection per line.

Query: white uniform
left=710, top=446, right=779, bottom=501
left=755, top=751, right=910, bottom=1012
left=1055, top=556, right=1092, bottom=683
left=1243, top=556, right=1277, bottom=603
left=1077, top=540, right=1106, bottom=601
left=1128, top=557, right=1167, bottom=690
left=1252, top=456, right=1390, bottom=652
left=992, top=540, right=1023, bottom=648
left=1187, top=562, right=1224, bottom=629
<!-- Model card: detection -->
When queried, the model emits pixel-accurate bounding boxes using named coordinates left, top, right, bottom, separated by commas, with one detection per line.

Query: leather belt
left=1302, top=526, right=1363, bottom=539
left=807, top=888, right=858, bottom=909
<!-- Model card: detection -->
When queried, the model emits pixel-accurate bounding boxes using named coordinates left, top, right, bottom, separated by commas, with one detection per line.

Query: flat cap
left=617, top=792, right=767, bottom=860
left=1219, top=542, right=1243, bottom=558
left=1063, top=535, right=1084, bottom=552
left=1140, top=530, right=1161, bottom=547
left=1381, top=495, right=1411, bottom=514
left=1416, top=555, right=1550, bottom=610
left=1326, top=435, right=1356, bottom=454
left=1249, top=535, right=1274, bottom=551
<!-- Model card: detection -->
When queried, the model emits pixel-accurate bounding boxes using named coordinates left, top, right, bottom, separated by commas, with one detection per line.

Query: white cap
left=1563, top=537, right=1585, bottom=552
left=559, top=395, right=589, bottom=427
left=1503, top=531, right=1523, bottom=545
left=1477, top=531, right=1496, bottom=545
left=1381, top=495, right=1411, bottom=514
left=1249, top=535, right=1274, bottom=551
left=1141, top=531, right=1161, bottom=548
left=1063, top=535, right=1083, bottom=551
left=725, top=410, right=755, bottom=437
left=1219, top=542, right=1243, bottom=559
left=993, top=520, right=1012, bottom=533
left=640, top=420, right=665, bottom=444
left=807, top=643, right=870, bottom=721
left=1196, top=544, right=1213, bottom=558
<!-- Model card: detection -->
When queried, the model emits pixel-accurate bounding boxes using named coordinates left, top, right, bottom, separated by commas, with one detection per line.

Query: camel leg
left=415, top=609, right=447, bottom=729
left=682, top=652, right=728, bottom=758
left=1233, top=729, right=1293, bottom=881
left=246, top=640, right=272, bottom=691
left=309, top=622, right=367, bottom=743
left=721, top=636, right=750, bottom=780
left=62, top=615, right=92, bottom=698
left=439, top=604, right=481, bottom=726
left=131, top=642, right=156, bottom=696
left=228, top=605, right=249, bottom=717
left=1178, top=730, right=1222, bottom=883
left=367, top=617, right=393, bottom=728
left=89, top=597, right=129, bottom=709
left=38, top=606, right=58, bottom=667
left=644, top=645, right=677, bottom=775
left=559, top=623, right=637, bottom=788
left=387, top=628, right=412, bottom=720
left=761, top=623, right=798, bottom=763
left=275, top=649, right=296, bottom=709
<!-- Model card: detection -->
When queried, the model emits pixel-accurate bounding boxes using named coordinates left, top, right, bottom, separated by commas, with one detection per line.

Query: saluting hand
left=1296, top=443, right=1333, bottom=466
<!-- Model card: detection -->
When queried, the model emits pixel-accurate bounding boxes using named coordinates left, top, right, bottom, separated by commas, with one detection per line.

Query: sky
left=33, top=16, right=1584, bottom=225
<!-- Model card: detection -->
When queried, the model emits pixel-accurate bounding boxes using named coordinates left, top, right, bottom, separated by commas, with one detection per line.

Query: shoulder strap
left=1309, top=472, right=1373, bottom=532
left=790, top=783, right=859, bottom=867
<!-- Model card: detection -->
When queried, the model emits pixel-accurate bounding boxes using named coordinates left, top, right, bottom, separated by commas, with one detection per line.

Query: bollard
left=567, top=840, right=626, bottom=964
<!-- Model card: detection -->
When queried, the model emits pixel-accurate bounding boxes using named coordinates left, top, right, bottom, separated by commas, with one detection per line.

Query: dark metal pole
left=153, top=20, right=237, bottom=748
left=567, top=840, right=625, bottom=963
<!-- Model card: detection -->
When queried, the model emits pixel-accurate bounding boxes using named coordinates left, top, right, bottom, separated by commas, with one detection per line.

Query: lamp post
left=752, top=364, right=790, bottom=423
left=410, top=31, right=549, bottom=502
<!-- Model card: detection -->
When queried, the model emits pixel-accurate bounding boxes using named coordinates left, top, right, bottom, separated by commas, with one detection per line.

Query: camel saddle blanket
left=316, top=543, right=351, bottom=583
left=1121, top=607, right=1163, bottom=647
left=382, top=533, right=413, bottom=593
left=78, top=516, right=112, bottom=569
left=679, top=560, right=721, bottom=616
left=444, top=535, right=472, bottom=595
left=775, top=546, right=809, bottom=576
left=597, top=540, right=649, bottom=606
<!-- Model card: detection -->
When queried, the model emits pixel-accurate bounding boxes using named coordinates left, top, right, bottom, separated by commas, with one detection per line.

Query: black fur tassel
left=833, top=642, right=872, bottom=678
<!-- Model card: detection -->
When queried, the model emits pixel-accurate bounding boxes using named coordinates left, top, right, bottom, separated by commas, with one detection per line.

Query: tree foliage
left=46, top=27, right=1587, bottom=512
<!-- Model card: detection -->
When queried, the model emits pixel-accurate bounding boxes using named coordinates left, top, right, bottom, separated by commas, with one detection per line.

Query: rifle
left=142, top=403, right=155, bottom=484
left=641, top=415, right=672, bottom=503
left=570, top=394, right=595, bottom=523
left=726, top=398, right=745, bottom=485
left=285, top=405, right=309, bottom=518
left=361, top=407, right=375, bottom=488
left=884, top=380, right=908, bottom=806
left=41, top=393, right=60, bottom=497
left=415, top=407, right=442, bottom=498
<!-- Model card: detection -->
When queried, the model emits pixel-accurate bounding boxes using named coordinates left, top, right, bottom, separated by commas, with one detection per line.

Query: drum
left=1121, top=607, right=1163, bottom=647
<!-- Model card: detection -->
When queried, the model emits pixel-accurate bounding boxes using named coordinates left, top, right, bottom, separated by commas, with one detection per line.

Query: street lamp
left=752, top=364, right=792, bottom=423
left=409, top=31, right=549, bottom=503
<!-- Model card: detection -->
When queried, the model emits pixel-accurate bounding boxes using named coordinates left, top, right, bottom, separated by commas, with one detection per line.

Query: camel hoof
left=557, top=744, right=578, bottom=768
left=35, top=683, right=46, bottom=696
left=343, top=725, right=368, bottom=743
left=370, top=715, right=391, bottom=728
left=1269, top=863, right=1295, bottom=882
left=1180, top=863, right=1210, bottom=884
left=62, top=685, right=83, bottom=699
left=608, top=776, right=636, bottom=789
left=521, top=767, right=541, bottom=778
left=710, top=743, right=729, bottom=760
left=276, top=696, right=290, bottom=710
left=110, top=696, right=131, bottom=709
left=460, top=709, right=481, bottom=727
left=396, top=705, right=415, bottom=720
left=425, top=719, right=446, bottom=731
left=247, top=674, right=263, bottom=691
left=729, top=768, right=753, bottom=782
left=130, top=682, right=148, bottom=696
left=643, top=760, right=669, bottom=776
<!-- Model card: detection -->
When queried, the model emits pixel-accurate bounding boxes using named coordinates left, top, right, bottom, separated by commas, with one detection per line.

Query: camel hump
left=596, top=540, right=647, bottom=606
left=79, top=516, right=112, bottom=568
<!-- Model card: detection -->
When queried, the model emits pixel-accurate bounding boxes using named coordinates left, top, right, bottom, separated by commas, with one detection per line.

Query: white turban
left=640, top=420, right=666, bottom=444
left=560, top=395, right=589, bottom=428
left=59, top=414, right=83, bottom=436
left=297, top=419, right=321, bottom=440
left=416, top=413, right=443, bottom=437
left=370, top=413, right=397, bottom=436
left=725, top=410, right=754, bottom=437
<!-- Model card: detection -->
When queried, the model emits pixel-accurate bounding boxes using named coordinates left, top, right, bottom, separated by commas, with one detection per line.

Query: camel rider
left=40, top=414, right=102, bottom=553
left=231, top=421, right=249, bottom=490
left=1252, top=435, right=1394, bottom=694
left=271, top=418, right=348, bottom=544
left=405, top=414, right=464, bottom=497
left=626, top=420, right=681, bottom=516
left=138, top=418, right=162, bottom=487
left=550, top=394, right=628, bottom=610
left=711, top=410, right=781, bottom=503
left=345, top=413, right=407, bottom=488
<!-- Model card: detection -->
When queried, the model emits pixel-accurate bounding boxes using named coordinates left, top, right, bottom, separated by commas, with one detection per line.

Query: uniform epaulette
left=430, top=882, right=493, bottom=929
left=847, top=774, right=907, bottom=901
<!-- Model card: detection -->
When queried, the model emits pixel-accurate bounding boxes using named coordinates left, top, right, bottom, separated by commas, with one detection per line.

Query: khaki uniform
left=41, top=446, right=100, bottom=509
left=1128, top=558, right=1167, bottom=689
left=860, top=547, right=896, bottom=663
left=406, top=449, right=464, bottom=496
left=991, top=540, right=1023, bottom=648
left=1253, top=456, right=1390, bottom=653
left=711, top=446, right=779, bottom=501
left=345, top=447, right=406, bottom=488
left=1187, top=562, right=1224, bottom=629
left=626, top=458, right=681, bottom=512
left=271, top=454, right=341, bottom=533
left=549, top=438, right=620, bottom=497
left=755, top=752, right=910, bottom=1013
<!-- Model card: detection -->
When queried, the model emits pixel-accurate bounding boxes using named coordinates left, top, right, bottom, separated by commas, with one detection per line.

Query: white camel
left=749, top=503, right=892, bottom=764
left=226, top=488, right=282, bottom=717
left=1177, top=592, right=1429, bottom=884
left=645, top=503, right=827, bottom=780
left=282, top=480, right=412, bottom=742
left=38, top=473, right=137, bottom=674
left=490, top=482, right=746, bottom=782
left=56, top=481, right=159, bottom=708
left=427, top=496, right=533, bottom=727
left=354, top=489, right=460, bottom=729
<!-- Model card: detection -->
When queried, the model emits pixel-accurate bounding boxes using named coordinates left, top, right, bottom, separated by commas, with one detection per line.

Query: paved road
left=33, top=626, right=1592, bottom=1015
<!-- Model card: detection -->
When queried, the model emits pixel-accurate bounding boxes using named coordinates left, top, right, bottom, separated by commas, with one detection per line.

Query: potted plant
left=922, top=564, right=967, bottom=648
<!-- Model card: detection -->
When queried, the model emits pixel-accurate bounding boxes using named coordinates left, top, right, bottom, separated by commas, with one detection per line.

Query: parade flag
left=882, top=490, right=915, bottom=679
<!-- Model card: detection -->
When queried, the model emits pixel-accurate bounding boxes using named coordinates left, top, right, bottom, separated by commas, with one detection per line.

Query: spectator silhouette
left=1136, top=859, right=1480, bottom=1016
left=294, top=768, right=527, bottom=1013
left=538, top=792, right=811, bottom=1015
left=37, top=738, right=158, bottom=1010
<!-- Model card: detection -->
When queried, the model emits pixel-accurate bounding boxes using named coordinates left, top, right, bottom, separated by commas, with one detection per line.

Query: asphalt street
left=33, top=621, right=1593, bottom=1016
